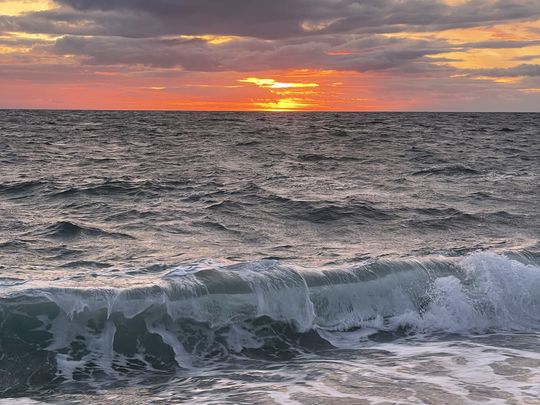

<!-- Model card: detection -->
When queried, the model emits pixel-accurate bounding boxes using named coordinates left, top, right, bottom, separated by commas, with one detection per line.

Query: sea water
left=0, top=111, right=539, bottom=403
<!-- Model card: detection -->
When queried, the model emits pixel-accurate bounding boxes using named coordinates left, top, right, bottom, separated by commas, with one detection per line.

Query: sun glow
left=178, top=35, right=239, bottom=45
left=255, top=98, right=313, bottom=111
left=239, top=78, right=319, bottom=89
left=474, top=76, right=523, bottom=84
left=238, top=77, right=322, bottom=111
left=520, top=88, right=540, bottom=93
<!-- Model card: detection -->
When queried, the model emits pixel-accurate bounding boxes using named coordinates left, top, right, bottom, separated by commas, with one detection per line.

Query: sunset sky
left=1, top=0, right=540, bottom=111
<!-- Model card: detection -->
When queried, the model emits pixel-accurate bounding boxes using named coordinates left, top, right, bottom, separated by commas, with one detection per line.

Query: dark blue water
left=1, top=111, right=539, bottom=403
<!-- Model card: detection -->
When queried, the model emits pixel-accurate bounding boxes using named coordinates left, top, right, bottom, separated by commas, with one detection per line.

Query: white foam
left=387, top=252, right=540, bottom=334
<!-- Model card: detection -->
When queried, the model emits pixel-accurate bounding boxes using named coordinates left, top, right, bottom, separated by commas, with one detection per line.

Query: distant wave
left=205, top=184, right=397, bottom=224
left=412, top=165, right=481, bottom=176
left=297, top=153, right=359, bottom=162
left=0, top=180, right=47, bottom=195
left=1, top=252, right=539, bottom=393
left=49, top=179, right=190, bottom=198
left=406, top=208, right=519, bottom=229
left=34, top=221, right=135, bottom=240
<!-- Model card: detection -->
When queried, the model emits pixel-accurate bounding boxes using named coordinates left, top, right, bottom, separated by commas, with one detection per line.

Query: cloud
left=469, top=63, right=540, bottom=77
left=2, top=0, right=539, bottom=76
left=239, top=78, right=319, bottom=88
left=3, top=0, right=540, bottom=39
left=48, top=33, right=450, bottom=73
left=513, top=54, right=540, bottom=61
left=462, top=40, right=540, bottom=49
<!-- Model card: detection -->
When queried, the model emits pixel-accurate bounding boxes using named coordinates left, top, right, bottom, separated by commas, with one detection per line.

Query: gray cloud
left=513, top=54, right=540, bottom=61
left=50, top=33, right=450, bottom=73
left=1, top=0, right=540, bottom=82
left=3, top=0, right=540, bottom=40
left=469, top=64, right=540, bottom=77
left=462, top=40, right=540, bottom=49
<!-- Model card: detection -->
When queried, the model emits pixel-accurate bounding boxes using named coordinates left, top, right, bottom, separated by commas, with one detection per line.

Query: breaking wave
left=1, top=252, right=539, bottom=393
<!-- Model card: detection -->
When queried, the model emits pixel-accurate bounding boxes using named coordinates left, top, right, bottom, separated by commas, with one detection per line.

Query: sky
left=1, top=0, right=540, bottom=111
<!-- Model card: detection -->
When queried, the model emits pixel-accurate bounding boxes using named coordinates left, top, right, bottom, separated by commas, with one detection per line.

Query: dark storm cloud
left=3, top=0, right=540, bottom=39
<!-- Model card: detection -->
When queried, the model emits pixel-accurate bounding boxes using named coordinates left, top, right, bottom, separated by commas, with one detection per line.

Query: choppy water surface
left=0, top=111, right=539, bottom=404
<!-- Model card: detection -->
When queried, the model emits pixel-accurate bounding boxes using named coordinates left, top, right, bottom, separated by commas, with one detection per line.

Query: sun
left=254, top=98, right=313, bottom=111
left=239, top=77, right=320, bottom=111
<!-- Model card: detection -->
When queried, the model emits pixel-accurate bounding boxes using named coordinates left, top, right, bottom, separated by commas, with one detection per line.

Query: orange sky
left=1, top=0, right=540, bottom=111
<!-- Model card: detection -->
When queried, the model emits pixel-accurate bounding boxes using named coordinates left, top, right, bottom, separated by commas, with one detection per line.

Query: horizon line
left=1, top=108, right=539, bottom=113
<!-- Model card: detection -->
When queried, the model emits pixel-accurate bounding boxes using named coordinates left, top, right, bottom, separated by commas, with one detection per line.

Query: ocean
left=0, top=110, right=539, bottom=404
